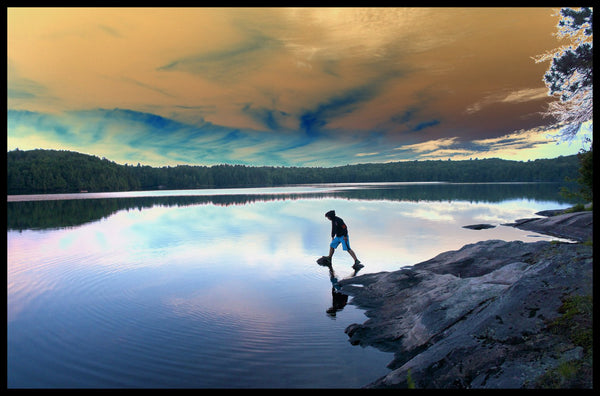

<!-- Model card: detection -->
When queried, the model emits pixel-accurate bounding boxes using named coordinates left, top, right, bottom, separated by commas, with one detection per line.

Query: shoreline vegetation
left=7, top=148, right=581, bottom=195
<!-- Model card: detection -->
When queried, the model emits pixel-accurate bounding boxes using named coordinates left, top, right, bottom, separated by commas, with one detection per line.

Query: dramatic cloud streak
left=7, top=7, right=592, bottom=167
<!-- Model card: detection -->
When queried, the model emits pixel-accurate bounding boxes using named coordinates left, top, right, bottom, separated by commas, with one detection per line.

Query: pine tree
left=535, top=7, right=593, bottom=142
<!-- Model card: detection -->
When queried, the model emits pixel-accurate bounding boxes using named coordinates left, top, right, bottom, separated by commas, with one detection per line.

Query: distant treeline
left=7, top=148, right=580, bottom=195
left=7, top=183, right=578, bottom=231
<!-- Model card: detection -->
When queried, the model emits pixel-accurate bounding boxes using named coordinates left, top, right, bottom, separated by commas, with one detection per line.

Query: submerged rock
left=339, top=211, right=593, bottom=388
left=462, top=224, right=496, bottom=230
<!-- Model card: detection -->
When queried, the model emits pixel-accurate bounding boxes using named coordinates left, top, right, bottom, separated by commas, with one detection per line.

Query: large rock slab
left=508, top=210, right=593, bottom=243
left=338, top=216, right=593, bottom=388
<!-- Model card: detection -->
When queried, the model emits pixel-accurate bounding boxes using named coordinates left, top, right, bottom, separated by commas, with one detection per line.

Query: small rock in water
left=462, top=223, right=496, bottom=230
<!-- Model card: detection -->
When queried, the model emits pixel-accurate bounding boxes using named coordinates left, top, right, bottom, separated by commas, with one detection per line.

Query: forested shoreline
left=7, top=148, right=580, bottom=195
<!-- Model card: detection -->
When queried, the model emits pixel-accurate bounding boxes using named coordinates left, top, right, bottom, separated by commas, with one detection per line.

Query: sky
left=7, top=7, right=593, bottom=167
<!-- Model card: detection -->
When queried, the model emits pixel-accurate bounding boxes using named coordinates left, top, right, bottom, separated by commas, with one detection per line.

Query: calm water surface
left=7, top=183, right=575, bottom=388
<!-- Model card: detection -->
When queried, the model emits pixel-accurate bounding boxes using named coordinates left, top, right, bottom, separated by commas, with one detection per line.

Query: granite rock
left=339, top=211, right=593, bottom=388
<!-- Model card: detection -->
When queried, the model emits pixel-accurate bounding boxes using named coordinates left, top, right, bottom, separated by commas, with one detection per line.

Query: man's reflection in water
left=326, top=265, right=348, bottom=317
left=322, top=263, right=362, bottom=318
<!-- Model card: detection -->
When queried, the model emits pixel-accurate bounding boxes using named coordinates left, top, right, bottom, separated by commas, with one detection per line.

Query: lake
left=7, top=182, right=577, bottom=388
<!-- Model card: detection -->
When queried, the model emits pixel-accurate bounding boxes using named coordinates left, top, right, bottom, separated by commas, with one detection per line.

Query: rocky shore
left=339, top=210, right=593, bottom=388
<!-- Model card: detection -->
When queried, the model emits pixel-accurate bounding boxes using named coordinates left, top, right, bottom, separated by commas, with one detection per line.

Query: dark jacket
left=330, top=216, right=348, bottom=238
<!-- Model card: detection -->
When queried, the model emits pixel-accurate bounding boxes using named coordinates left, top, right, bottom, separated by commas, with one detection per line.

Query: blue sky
left=7, top=8, right=592, bottom=167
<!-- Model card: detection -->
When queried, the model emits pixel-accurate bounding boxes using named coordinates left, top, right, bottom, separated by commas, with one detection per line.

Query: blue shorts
left=330, top=235, right=351, bottom=251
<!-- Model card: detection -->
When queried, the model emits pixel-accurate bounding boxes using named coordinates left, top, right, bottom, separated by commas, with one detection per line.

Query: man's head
left=325, top=210, right=335, bottom=220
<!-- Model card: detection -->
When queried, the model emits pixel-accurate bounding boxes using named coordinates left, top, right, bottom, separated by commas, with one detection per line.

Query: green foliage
left=534, top=360, right=584, bottom=388
left=544, top=42, right=592, bottom=101
left=560, top=143, right=593, bottom=203
left=545, top=7, right=593, bottom=100
left=563, top=203, right=586, bottom=213
left=551, top=295, right=593, bottom=352
left=6, top=148, right=583, bottom=195
left=535, top=7, right=593, bottom=143
left=406, top=368, right=416, bottom=389
left=534, top=294, right=593, bottom=388
left=7, top=148, right=141, bottom=194
left=576, top=145, right=593, bottom=202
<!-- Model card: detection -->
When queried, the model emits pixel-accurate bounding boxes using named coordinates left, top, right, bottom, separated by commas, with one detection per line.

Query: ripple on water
left=8, top=234, right=389, bottom=388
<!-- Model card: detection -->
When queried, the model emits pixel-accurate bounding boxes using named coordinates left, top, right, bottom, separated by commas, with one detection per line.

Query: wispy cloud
left=97, top=24, right=122, bottom=38
left=240, top=103, right=290, bottom=131
left=119, top=77, right=175, bottom=98
left=158, top=29, right=282, bottom=82
left=466, top=88, right=549, bottom=114
left=356, top=152, right=380, bottom=157
left=7, top=62, right=51, bottom=103
left=396, top=137, right=459, bottom=154
left=7, top=77, right=46, bottom=100
left=299, top=71, right=403, bottom=138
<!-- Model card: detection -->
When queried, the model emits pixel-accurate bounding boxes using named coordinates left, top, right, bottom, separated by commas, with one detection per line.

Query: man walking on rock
left=322, top=210, right=363, bottom=270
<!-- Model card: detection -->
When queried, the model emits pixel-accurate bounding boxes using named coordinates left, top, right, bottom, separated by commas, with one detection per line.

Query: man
left=323, top=210, right=362, bottom=269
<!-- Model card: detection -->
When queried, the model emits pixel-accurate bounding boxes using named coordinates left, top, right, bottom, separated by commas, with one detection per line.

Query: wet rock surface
left=339, top=211, right=593, bottom=388
left=506, top=210, right=593, bottom=243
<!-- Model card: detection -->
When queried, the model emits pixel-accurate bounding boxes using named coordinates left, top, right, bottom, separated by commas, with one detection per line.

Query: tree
left=576, top=142, right=593, bottom=203
left=535, top=7, right=593, bottom=142
left=560, top=143, right=593, bottom=204
left=535, top=8, right=593, bottom=205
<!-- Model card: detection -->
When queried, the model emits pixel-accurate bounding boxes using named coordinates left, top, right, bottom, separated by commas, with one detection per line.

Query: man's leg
left=328, top=237, right=341, bottom=260
left=348, top=248, right=358, bottom=262
left=342, top=236, right=359, bottom=263
left=328, top=246, right=335, bottom=259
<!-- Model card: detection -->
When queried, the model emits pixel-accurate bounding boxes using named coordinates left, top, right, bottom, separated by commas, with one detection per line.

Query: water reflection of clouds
left=167, top=280, right=291, bottom=324
left=103, top=200, right=319, bottom=276
left=10, top=197, right=567, bottom=273
left=402, top=206, right=456, bottom=222
left=8, top=193, right=572, bottom=323
left=8, top=233, right=57, bottom=322
left=144, top=197, right=568, bottom=274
